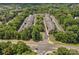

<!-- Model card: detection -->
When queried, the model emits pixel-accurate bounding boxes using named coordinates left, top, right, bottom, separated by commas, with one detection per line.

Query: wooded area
left=0, top=4, right=79, bottom=55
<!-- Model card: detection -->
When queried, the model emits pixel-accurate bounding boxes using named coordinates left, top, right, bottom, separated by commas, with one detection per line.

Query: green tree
left=32, top=26, right=42, bottom=41
left=14, top=41, right=31, bottom=54
left=21, top=28, right=32, bottom=40
left=66, top=25, right=79, bottom=33
left=66, top=32, right=78, bottom=43
left=55, top=47, right=69, bottom=55
left=54, top=31, right=78, bottom=43
left=2, top=47, right=13, bottom=55
left=53, top=47, right=79, bottom=55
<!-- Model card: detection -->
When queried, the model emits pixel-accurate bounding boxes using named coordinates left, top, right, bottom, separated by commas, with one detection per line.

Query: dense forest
left=0, top=41, right=36, bottom=55
left=0, top=4, right=79, bottom=55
